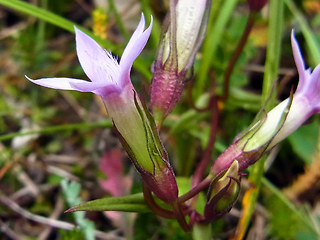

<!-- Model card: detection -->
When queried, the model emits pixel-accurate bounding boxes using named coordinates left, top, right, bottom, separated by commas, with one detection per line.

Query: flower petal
left=25, top=75, right=96, bottom=92
left=291, top=30, right=309, bottom=93
left=291, top=31, right=305, bottom=77
left=307, top=64, right=320, bottom=112
left=74, top=27, right=120, bottom=85
left=69, top=80, right=109, bottom=92
left=119, top=14, right=153, bottom=82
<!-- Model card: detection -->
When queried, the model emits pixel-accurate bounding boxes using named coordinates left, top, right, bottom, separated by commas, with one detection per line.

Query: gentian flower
left=211, top=31, right=320, bottom=176
left=26, top=14, right=179, bottom=203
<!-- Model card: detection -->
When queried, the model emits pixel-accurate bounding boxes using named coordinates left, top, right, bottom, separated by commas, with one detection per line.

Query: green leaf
left=176, top=177, right=206, bottom=214
left=288, top=121, right=319, bottom=164
left=170, top=110, right=209, bottom=135
left=240, top=0, right=284, bottom=237
left=284, top=0, right=320, bottom=66
left=0, top=0, right=151, bottom=79
left=0, top=120, right=112, bottom=142
left=170, top=93, right=210, bottom=135
left=262, top=178, right=320, bottom=238
left=65, top=193, right=150, bottom=213
left=192, top=224, right=212, bottom=240
left=194, top=0, right=238, bottom=99
left=61, top=180, right=95, bottom=240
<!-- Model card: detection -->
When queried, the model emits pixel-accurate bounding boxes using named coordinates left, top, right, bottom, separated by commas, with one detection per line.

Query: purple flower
left=26, top=14, right=179, bottom=203
left=211, top=30, right=320, bottom=176
left=26, top=14, right=151, bottom=97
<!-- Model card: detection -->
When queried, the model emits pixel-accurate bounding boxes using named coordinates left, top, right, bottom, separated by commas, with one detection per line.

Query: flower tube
left=211, top=31, right=320, bottom=176
left=26, top=14, right=179, bottom=203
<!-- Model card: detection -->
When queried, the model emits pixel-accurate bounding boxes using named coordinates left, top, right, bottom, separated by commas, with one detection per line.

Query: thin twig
left=0, top=219, right=24, bottom=240
left=13, top=164, right=40, bottom=197
left=0, top=193, right=124, bottom=240
left=39, top=196, right=65, bottom=240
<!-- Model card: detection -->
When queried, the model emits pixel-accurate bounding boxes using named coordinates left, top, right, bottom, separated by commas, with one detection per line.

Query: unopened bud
left=150, top=0, right=211, bottom=125
left=117, top=93, right=178, bottom=203
left=211, top=31, right=320, bottom=176
left=204, top=161, right=240, bottom=222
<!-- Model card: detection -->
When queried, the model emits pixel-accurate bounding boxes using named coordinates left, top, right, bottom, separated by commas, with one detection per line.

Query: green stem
left=235, top=0, right=284, bottom=238
left=284, top=0, right=320, bottom=66
left=192, top=224, right=212, bottom=240
left=194, top=0, right=238, bottom=99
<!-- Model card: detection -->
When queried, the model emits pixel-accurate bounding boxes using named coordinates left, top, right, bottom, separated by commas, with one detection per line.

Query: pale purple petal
left=119, top=14, right=153, bottom=82
left=26, top=75, right=94, bottom=92
left=306, top=65, right=320, bottom=112
left=291, top=30, right=309, bottom=93
left=74, top=27, right=121, bottom=86
left=69, top=80, right=110, bottom=92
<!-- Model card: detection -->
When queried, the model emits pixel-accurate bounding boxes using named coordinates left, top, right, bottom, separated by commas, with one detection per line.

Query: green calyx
left=237, top=93, right=293, bottom=152
left=133, top=92, right=169, bottom=175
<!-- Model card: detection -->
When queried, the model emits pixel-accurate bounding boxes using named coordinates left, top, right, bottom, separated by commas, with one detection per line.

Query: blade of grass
left=107, top=0, right=130, bottom=41
left=0, top=0, right=151, bottom=79
left=262, top=177, right=320, bottom=236
left=233, top=0, right=284, bottom=239
left=284, top=0, right=320, bottom=66
left=65, top=193, right=149, bottom=213
left=193, top=0, right=238, bottom=99
left=0, top=0, right=100, bottom=43
left=0, top=120, right=112, bottom=142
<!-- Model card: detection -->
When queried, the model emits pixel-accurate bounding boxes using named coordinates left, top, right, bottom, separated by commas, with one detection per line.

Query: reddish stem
left=191, top=94, right=219, bottom=188
left=178, top=177, right=212, bottom=203
left=220, top=12, right=256, bottom=101
left=142, top=183, right=175, bottom=219
left=172, top=201, right=192, bottom=232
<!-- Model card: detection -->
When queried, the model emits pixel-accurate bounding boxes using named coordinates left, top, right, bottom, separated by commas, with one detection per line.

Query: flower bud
left=26, top=14, right=179, bottom=203
left=204, top=161, right=240, bottom=222
left=116, top=92, right=179, bottom=203
left=150, top=0, right=211, bottom=125
left=211, top=31, right=320, bottom=176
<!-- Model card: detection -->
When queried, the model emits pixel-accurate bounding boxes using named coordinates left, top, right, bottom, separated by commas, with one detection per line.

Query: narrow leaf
left=65, top=193, right=150, bottom=213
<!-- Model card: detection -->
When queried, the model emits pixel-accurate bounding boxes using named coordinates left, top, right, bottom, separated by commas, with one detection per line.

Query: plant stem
left=178, top=177, right=212, bottom=203
left=172, top=201, right=191, bottom=232
left=192, top=95, right=219, bottom=187
left=232, top=0, right=284, bottom=238
left=220, top=12, right=256, bottom=101
left=142, top=184, right=175, bottom=219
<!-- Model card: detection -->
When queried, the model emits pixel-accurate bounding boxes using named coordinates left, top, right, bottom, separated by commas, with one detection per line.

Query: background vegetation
left=0, top=0, right=320, bottom=239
